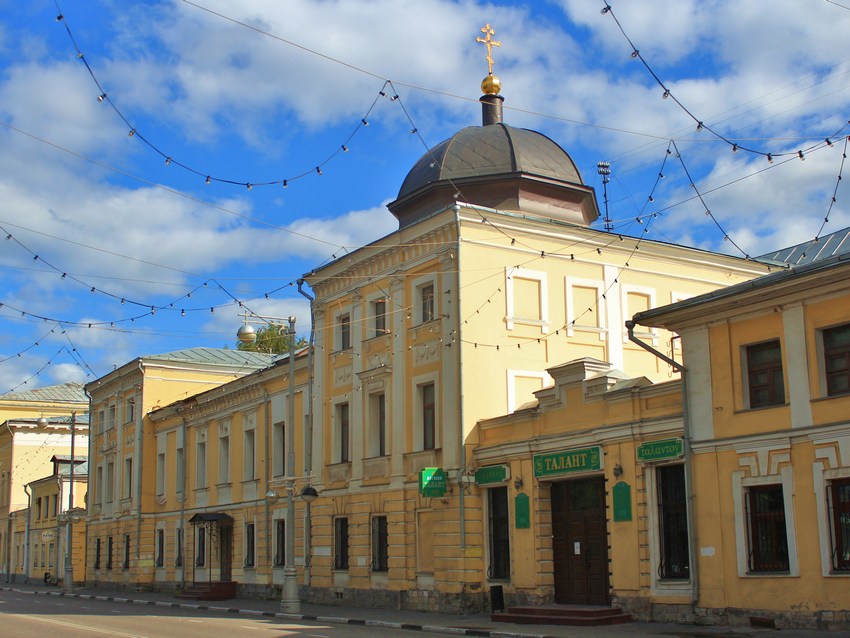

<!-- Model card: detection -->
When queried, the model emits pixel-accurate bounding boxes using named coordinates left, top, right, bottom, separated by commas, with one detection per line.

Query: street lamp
left=237, top=313, right=301, bottom=613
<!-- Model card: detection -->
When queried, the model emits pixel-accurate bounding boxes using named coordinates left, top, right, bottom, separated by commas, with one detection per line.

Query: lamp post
left=64, top=411, right=77, bottom=592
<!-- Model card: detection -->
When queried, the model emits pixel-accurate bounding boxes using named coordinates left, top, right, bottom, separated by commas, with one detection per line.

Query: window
left=656, top=464, right=689, bottom=579
left=196, top=441, right=207, bottom=489
left=420, top=284, right=435, bottom=323
left=422, top=383, right=436, bottom=450
left=274, top=520, right=286, bottom=566
left=374, top=299, right=387, bottom=337
left=196, top=528, right=206, bottom=567
left=218, top=433, right=230, bottom=483
left=98, top=409, right=105, bottom=435
left=337, top=403, right=350, bottom=463
left=746, top=485, right=789, bottom=572
left=51, top=494, right=58, bottom=517
left=176, top=447, right=185, bottom=495
left=125, top=396, right=135, bottom=424
left=156, top=529, right=165, bottom=567
left=824, top=324, right=850, bottom=396
left=339, top=313, right=351, bottom=350
left=334, top=517, right=350, bottom=570
left=828, top=478, right=850, bottom=571
left=746, top=340, right=785, bottom=408
left=107, top=404, right=116, bottom=430
left=243, top=428, right=255, bottom=481
left=94, top=538, right=101, bottom=570
left=156, top=452, right=166, bottom=496
left=273, top=421, right=286, bottom=477
left=123, top=534, right=131, bottom=569
left=175, top=528, right=183, bottom=567
left=123, top=457, right=133, bottom=500
left=371, top=516, right=388, bottom=572
left=48, top=542, right=54, bottom=568
left=244, top=522, right=255, bottom=567
left=96, top=465, right=103, bottom=506
left=106, top=536, right=113, bottom=570
left=487, top=487, right=510, bottom=580
left=32, top=543, right=38, bottom=569
left=35, top=497, right=41, bottom=520
left=106, top=462, right=115, bottom=503
left=368, top=393, right=386, bottom=458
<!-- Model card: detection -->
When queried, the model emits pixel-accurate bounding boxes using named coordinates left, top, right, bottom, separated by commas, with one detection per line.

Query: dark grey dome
left=397, top=124, right=583, bottom=201
left=388, top=123, right=598, bottom=228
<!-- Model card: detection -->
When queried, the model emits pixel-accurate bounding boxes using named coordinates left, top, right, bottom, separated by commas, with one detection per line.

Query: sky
left=0, top=0, right=849, bottom=393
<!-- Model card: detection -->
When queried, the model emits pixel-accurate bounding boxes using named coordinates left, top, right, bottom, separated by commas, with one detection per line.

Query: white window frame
left=506, top=370, right=552, bottom=413
left=565, top=277, right=606, bottom=340
left=731, top=465, right=798, bottom=577
left=621, top=285, right=658, bottom=344
left=505, top=268, right=549, bottom=333
left=218, top=419, right=231, bottom=484
left=813, top=444, right=850, bottom=577
left=337, top=312, right=352, bottom=351
left=242, top=411, right=256, bottom=482
left=367, top=390, right=387, bottom=458
left=332, top=400, right=351, bottom=464
left=412, top=372, right=439, bottom=452
left=412, top=275, right=438, bottom=327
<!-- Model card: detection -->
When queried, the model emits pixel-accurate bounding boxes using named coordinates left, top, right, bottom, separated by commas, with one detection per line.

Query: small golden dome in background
left=481, top=73, right=501, bottom=96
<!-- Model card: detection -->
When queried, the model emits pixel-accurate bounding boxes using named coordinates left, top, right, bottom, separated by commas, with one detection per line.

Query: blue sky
left=1, top=0, right=848, bottom=392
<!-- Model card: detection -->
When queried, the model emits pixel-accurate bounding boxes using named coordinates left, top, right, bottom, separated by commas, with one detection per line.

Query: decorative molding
left=333, top=365, right=353, bottom=387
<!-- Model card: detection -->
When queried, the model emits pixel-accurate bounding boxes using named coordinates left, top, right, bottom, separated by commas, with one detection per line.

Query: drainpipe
left=453, top=205, right=466, bottom=552
left=180, top=415, right=188, bottom=589
left=625, top=320, right=698, bottom=607
left=263, top=391, right=271, bottom=569
left=23, top=484, right=31, bottom=584
left=136, top=360, right=144, bottom=563
left=296, top=279, right=315, bottom=586
left=83, top=386, right=93, bottom=587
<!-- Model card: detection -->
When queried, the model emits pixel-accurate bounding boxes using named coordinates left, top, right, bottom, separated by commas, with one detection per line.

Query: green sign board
left=533, top=446, right=601, bottom=478
left=419, top=467, right=448, bottom=497
left=475, top=465, right=509, bottom=485
left=612, top=481, right=632, bottom=522
left=637, top=438, right=683, bottom=462
left=515, top=493, right=530, bottom=529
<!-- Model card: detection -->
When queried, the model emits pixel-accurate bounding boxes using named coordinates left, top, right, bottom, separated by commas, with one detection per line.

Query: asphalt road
left=0, top=589, right=435, bottom=638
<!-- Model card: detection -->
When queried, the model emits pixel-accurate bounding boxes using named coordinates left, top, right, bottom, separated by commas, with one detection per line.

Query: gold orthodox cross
left=476, top=24, right=501, bottom=75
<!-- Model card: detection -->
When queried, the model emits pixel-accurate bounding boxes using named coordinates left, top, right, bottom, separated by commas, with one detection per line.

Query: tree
left=236, top=323, right=307, bottom=354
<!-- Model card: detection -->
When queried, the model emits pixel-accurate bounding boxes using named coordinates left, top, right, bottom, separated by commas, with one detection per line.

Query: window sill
left=735, top=403, right=788, bottom=414
left=744, top=571, right=793, bottom=577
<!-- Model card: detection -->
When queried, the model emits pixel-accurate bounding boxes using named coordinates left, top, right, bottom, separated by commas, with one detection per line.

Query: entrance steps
left=492, top=604, right=632, bottom=626
left=175, top=581, right=237, bottom=601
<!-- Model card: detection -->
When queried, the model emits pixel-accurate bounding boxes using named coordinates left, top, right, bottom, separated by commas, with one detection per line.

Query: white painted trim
left=506, top=369, right=553, bottom=413
left=565, top=276, right=606, bottom=340
left=505, top=267, right=549, bottom=334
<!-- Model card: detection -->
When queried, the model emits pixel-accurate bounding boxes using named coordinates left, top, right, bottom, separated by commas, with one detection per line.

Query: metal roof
left=145, top=347, right=275, bottom=368
left=758, top=226, right=850, bottom=266
left=0, top=382, right=87, bottom=403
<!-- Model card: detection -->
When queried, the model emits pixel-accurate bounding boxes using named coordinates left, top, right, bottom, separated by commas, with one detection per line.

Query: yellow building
left=627, top=250, right=850, bottom=629
left=0, top=383, right=88, bottom=582
left=18, top=455, right=87, bottom=586
left=143, top=348, right=311, bottom=598
left=299, top=75, right=770, bottom=612
left=84, top=348, right=276, bottom=590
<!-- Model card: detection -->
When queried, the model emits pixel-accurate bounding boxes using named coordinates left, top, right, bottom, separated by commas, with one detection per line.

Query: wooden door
left=551, top=477, right=609, bottom=605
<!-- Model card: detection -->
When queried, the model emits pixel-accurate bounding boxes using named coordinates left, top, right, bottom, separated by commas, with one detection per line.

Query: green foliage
left=236, top=323, right=307, bottom=354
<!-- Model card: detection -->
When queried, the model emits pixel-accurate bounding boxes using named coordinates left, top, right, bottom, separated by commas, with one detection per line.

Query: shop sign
left=41, top=530, right=57, bottom=541
left=419, top=467, right=447, bottom=497
left=637, top=438, right=683, bottom=462
left=474, top=465, right=509, bottom=485
left=533, top=446, right=601, bottom=478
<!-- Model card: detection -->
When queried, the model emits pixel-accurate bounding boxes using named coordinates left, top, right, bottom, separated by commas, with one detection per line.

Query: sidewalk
left=0, top=582, right=833, bottom=638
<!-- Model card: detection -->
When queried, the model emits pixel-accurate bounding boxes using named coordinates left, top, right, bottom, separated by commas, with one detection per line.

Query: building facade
left=0, top=383, right=88, bottom=582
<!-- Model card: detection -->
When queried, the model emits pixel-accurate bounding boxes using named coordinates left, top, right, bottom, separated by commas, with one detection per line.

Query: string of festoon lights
left=52, top=1, right=395, bottom=191
left=600, top=0, right=848, bottom=164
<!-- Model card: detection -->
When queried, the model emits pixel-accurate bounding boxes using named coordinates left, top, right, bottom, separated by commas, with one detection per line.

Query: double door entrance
left=551, top=477, right=609, bottom=605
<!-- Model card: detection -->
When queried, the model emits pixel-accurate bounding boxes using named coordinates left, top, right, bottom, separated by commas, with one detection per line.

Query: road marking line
left=8, top=612, right=149, bottom=637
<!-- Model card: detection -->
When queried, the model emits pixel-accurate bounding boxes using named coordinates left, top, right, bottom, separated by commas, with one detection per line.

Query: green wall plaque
left=533, top=446, right=601, bottom=478
left=515, top=492, right=530, bottom=528
left=637, top=438, right=683, bottom=462
left=612, top=481, right=632, bottom=522
left=475, top=465, right=509, bottom=485
left=419, top=467, right=447, bottom=497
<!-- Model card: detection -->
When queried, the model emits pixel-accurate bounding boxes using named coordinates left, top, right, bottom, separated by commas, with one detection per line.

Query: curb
left=0, top=587, right=550, bottom=638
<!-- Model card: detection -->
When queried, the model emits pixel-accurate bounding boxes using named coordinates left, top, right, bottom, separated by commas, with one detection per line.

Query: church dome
left=388, top=123, right=599, bottom=228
